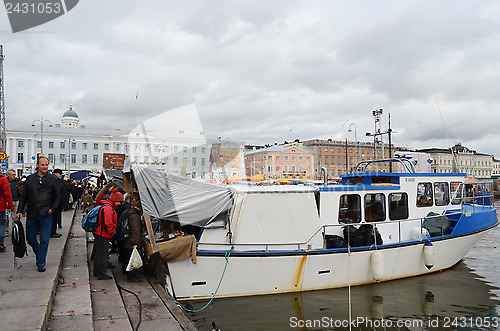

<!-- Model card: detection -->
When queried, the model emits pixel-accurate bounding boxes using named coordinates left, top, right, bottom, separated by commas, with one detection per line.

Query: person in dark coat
left=50, top=169, right=65, bottom=238
left=121, top=197, right=143, bottom=282
left=16, top=157, right=60, bottom=272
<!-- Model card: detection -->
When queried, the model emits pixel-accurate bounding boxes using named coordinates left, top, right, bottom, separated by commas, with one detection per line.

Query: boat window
left=389, top=192, right=408, bottom=220
left=451, top=182, right=463, bottom=205
left=339, top=194, right=361, bottom=223
left=346, top=177, right=364, bottom=185
left=434, top=182, right=450, bottom=206
left=416, top=182, right=433, bottom=207
left=372, top=176, right=392, bottom=184
left=364, top=193, right=386, bottom=222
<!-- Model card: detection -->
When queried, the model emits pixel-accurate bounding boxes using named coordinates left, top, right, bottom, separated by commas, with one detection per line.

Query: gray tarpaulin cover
left=133, top=165, right=235, bottom=228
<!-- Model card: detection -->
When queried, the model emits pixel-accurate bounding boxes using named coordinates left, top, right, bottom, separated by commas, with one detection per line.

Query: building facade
left=417, top=144, right=493, bottom=179
left=245, top=144, right=315, bottom=179
left=302, top=139, right=392, bottom=179
left=6, top=106, right=245, bottom=179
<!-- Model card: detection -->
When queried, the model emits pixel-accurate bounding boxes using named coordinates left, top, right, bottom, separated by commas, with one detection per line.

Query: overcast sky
left=2, top=1, right=500, bottom=157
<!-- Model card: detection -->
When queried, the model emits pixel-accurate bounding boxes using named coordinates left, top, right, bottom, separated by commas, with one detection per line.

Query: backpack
left=115, top=208, right=131, bottom=241
left=12, top=220, right=28, bottom=258
left=82, top=203, right=110, bottom=232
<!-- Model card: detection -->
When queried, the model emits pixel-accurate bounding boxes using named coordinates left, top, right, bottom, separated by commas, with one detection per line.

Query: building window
left=174, top=157, right=178, bottom=165
left=49, top=141, right=54, bottom=148
left=94, top=143, right=99, bottom=150
left=17, top=153, right=24, bottom=162
left=192, top=158, right=197, bottom=166
left=285, top=156, right=288, bottom=161
left=104, top=143, right=110, bottom=151
left=276, top=166, right=280, bottom=172
left=201, top=158, right=205, bottom=166
left=17, top=140, right=24, bottom=148
left=59, top=154, right=65, bottom=163
left=71, top=142, right=77, bottom=149
left=71, top=154, right=76, bottom=164
left=60, top=142, right=65, bottom=149
left=93, top=155, right=98, bottom=164
left=201, top=147, right=206, bottom=154
left=183, top=147, right=187, bottom=153
left=183, top=157, right=187, bottom=166
left=292, top=156, right=296, bottom=161
left=36, top=141, right=42, bottom=148
left=48, top=154, right=54, bottom=164
left=82, top=154, right=87, bottom=164
left=83, top=143, right=87, bottom=150
left=192, top=147, right=197, bottom=153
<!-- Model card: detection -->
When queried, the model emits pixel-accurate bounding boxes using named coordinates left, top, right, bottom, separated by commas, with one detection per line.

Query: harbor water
left=185, top=203, right=500, bottom=330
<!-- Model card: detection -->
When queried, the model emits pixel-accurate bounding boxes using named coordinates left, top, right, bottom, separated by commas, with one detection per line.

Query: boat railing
left=354, top=157, right=416, bottom=173
left=198, top=191, right=494, bottom=251
left=198, top=210, right=465, bottom=251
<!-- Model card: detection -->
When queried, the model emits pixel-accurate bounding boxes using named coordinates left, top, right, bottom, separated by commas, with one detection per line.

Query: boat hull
left=167, top=226, right=494, bottom=300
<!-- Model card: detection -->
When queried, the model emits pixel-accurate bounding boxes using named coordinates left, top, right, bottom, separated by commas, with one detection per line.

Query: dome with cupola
left=62, top=104, right=80, bottom=128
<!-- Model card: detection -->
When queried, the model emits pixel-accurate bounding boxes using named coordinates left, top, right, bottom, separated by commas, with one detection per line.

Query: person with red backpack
left=92, top=188, right=123, bottom=280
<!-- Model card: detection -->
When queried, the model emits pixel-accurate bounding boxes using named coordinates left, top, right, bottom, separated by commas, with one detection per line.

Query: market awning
left=133, top=165, right=235, bottom=228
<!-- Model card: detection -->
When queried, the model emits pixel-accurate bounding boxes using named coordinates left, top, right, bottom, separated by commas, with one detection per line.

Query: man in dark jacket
left=50, top=169, right=65, bottom=238
left=17, top=156, right=60, bottom=272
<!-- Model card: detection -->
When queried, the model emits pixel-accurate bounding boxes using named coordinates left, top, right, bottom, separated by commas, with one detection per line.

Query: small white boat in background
left=132, top=158, right=498, bottom=300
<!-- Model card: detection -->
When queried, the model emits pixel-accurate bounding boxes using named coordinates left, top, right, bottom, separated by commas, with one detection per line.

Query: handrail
left=354, top=158, right=416, bottom=173
left=199, top=188, right=494, bottom=250
left=198, top=210, right=465, bottom=249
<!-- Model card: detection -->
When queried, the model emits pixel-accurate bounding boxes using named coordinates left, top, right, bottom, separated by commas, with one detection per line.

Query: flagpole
left=136, top=91, right=139, bottom=126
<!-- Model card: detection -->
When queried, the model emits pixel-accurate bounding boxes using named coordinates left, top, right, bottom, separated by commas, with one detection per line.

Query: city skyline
left=2, top=1, right=500, bottom=158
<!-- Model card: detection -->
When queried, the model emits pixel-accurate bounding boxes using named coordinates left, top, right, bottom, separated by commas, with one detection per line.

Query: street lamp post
left=66, top=137, right=74, bottom=178
left=31, top=117, right=52, bottom=156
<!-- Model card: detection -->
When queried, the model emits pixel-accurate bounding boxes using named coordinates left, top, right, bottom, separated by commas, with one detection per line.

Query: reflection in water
left=187, top=262, right=499, bottom=330
left=186, top=205, right=500, bottom=330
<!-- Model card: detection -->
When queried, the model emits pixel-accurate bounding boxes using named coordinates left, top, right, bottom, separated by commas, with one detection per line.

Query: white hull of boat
left=167, top=230, right=487, bottom=300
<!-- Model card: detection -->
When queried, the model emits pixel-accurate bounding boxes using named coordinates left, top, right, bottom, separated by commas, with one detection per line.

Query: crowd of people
left=2, top=156, right=144, bottom=281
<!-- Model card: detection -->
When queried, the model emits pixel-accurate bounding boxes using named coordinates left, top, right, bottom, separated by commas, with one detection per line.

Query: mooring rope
left=173, top=246, right=234, bottom=313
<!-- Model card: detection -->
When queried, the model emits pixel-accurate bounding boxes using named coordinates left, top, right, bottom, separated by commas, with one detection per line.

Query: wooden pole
left=143, top=214, right=159, bottom=254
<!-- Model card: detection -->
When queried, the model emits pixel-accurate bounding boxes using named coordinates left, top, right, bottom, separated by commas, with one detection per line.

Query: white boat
left=132, top=158, right=498, bottom=301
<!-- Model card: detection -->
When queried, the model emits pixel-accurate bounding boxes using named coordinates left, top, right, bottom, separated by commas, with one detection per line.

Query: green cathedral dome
left=63, top=105, right=79, bottom=118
